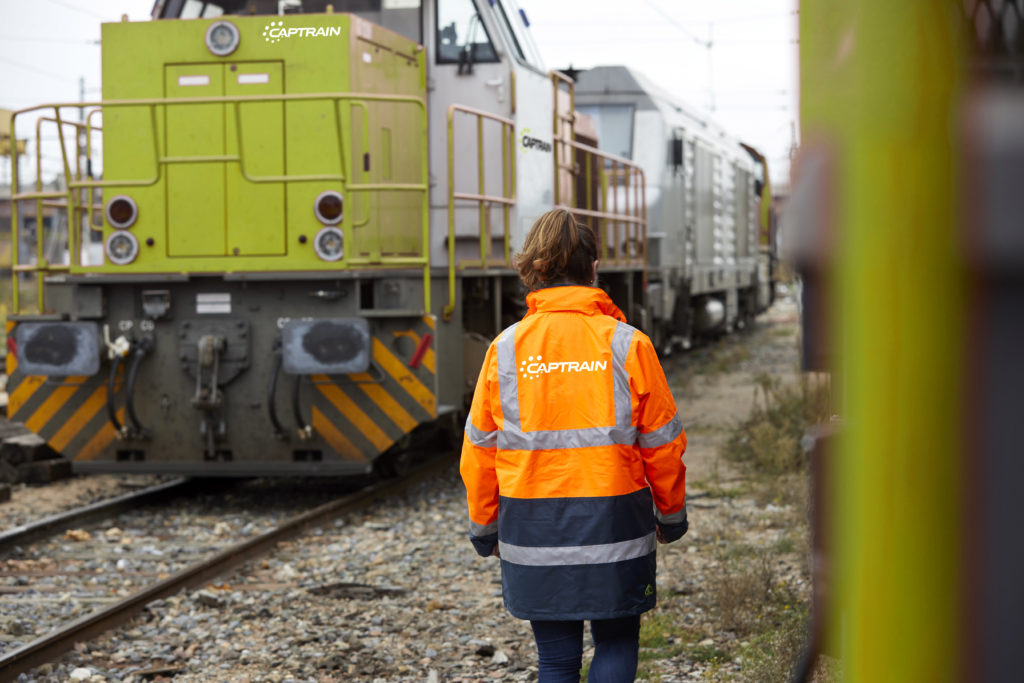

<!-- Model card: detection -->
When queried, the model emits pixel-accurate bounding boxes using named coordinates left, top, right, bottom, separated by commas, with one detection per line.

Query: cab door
left=480, top=0, right=557, bottom=253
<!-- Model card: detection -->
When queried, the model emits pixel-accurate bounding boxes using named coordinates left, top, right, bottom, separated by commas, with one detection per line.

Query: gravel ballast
left=10, top=297, right=809, bottom=682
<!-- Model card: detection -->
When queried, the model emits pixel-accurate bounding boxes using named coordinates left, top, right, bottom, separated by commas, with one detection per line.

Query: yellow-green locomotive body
left=95, top=13, right=427, bottom=277
left=6, top=10, right=446, bottom=475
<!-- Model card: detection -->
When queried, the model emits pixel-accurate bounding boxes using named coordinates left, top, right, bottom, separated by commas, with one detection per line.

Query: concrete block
left=1, top=433, right=58, bottom=467
left=0, top=460, right=17, bottom=484
left=16, top=458, right=72, bottom=484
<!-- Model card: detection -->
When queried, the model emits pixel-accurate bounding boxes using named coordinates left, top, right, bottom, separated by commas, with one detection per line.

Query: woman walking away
left=460, top=208, right=688, bottom=682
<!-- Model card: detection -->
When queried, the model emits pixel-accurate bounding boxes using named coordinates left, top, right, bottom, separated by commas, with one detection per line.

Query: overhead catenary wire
left=641, top=0, right=711, bottom=48
left=710, top=104, right=791, bottom=110
left=534, top=10, right=799, bottom=27
left=531, top=35, right=798, bottom=45
left=0, top=56, right=78, bottom=84
left=42, top=0, right=109, bottom=20
left=532, top=0, right=798, bottom=47
left=0, top=35, right=99, bottom=45
left=676, top=9, right=799, bottom=25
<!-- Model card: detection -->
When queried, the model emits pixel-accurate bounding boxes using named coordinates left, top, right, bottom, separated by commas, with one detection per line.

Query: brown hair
left=515, top=209, right=598, bottom=290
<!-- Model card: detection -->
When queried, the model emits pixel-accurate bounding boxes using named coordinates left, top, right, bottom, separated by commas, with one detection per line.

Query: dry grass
left=709, top=549, right=777, bottom=635
left=699, top=367, right=837, bottom=682
left=629, top=305, right=838, bottom=682
left=721, top=373, right=831, bottom=477
left=741, top=616, right=810, bottom=682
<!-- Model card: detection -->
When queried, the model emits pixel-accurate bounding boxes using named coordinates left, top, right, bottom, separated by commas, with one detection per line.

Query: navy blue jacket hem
left=505, top=601, right=656, bottom=622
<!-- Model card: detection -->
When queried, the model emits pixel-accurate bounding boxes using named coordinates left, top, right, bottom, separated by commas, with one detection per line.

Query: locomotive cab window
left=576, top=104, right=635, bottom=161
left=493, top=0, right=544, bottom=70
left=492, top=0, right=525, bottom=63
left=177, top=1, right=225, bottom=18
left=436, top=0, right=498, bottom=65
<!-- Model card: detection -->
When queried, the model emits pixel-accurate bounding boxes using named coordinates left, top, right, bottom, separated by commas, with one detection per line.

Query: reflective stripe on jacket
left=460, top=286, right=687, bottom=621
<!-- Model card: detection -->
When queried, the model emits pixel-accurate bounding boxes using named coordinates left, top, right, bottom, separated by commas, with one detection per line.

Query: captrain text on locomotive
left=5, top=0, right=777, bottom=476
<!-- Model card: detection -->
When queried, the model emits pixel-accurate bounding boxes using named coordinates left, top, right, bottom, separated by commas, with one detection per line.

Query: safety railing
left=8, top=92, right=429, bottom=315
left=8, top=114, right=103, bottom=314
left=444, top=103, right=517, bottom=321
left=35, top=113, right=105, bottom=243
left=549, top=72, right=647, bottom=269
left=551, top=70, right=577, bottom=206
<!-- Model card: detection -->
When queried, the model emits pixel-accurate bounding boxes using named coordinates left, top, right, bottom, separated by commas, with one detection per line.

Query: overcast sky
left=0, top=0, right=798, bottom=187
left=518, top=0, right=799, bottom=185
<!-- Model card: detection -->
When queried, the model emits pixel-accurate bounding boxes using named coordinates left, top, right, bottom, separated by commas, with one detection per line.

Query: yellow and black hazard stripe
left=5, top=321, right=126, bottom=463
left=5, top=315, right=438, bottom=467
left=307, top=315, right=437, bottom=463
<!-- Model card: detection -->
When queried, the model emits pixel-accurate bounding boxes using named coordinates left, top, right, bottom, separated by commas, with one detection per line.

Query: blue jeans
left=530, top=615, right=641, bottom=682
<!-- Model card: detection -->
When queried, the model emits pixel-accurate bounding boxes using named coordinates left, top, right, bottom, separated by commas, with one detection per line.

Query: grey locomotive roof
left=573, top=65, right=743, bottom=152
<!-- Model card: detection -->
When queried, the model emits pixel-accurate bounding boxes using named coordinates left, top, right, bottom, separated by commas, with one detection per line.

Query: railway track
left=0, top=452, right=455, bottom=681
left=0, top=478, right=193, bottom=555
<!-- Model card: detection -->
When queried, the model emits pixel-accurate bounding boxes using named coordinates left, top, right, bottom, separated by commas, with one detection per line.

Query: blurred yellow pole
left=800, top=2, right=968, bottom=680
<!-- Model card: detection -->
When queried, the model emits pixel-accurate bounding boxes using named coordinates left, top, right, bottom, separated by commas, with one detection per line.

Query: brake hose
left=291, top=374, right=312, bottom=439
left=267, top=345, right=288, bottom=439
left=125, top=338, right=153, bottom=439
left=107, top=353, right=124, bottom=436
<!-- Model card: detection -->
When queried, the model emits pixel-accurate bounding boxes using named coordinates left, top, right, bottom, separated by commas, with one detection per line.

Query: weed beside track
left=625, top=296, right=841, bottom=682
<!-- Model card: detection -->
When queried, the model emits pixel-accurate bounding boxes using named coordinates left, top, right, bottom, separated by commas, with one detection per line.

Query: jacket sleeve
left=628, top=333, right=688, bottom=542
left=459, top=342, right=501, bottom=557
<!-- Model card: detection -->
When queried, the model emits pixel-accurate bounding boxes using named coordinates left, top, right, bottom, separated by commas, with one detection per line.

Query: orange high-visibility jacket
left=460, top=286, right=687, bottom=620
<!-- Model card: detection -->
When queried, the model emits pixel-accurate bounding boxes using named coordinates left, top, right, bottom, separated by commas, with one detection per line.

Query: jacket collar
left=524, top=286, right=627, bottom=322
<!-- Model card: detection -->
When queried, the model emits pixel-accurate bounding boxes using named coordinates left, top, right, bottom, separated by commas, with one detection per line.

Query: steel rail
left=0, top=478, right=192, bottom=555
left=0, top=452, right=456, bottom=681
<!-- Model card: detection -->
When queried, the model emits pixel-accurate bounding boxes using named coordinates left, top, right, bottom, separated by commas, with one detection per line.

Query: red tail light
left=314, top=191, right=343, bottom=225
left=106, top=196, right=138, bottom=229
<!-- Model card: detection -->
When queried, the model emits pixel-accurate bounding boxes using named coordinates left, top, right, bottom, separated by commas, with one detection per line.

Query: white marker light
left=205, top=20, right=240, bottom=57
left=313, top=226, right=344, bottom=262
left=106, top=231, right=139, bottom=265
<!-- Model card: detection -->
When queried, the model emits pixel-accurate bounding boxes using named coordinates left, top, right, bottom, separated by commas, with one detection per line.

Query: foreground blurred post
left=792, top=1, right=1024, bottom=680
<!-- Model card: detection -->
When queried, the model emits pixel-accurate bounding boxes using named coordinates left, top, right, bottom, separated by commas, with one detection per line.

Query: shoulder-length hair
left=515, top=208, right=597, bottom=290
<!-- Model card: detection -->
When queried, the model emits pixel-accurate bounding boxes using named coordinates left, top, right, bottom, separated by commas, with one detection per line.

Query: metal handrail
left=550, top=70, right=577, bottom=208
left=590, top=161, right=646, bottom=266
left=9, top=92, right=430, bottom=315
left=20, top=117, right=97, bottom=311
left=444, top=103, right=517, bottom=321
left=548, top=73, right=647, bottom=269
left=550, top=70, right=576, bottom=139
